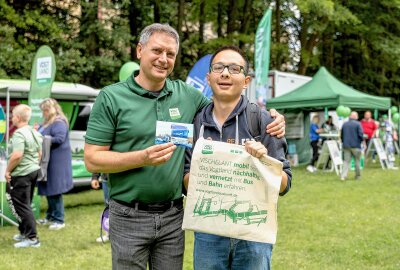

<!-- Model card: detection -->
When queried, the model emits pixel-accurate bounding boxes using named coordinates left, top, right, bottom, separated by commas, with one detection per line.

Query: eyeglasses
left=210, top=63, right=246, bottom=75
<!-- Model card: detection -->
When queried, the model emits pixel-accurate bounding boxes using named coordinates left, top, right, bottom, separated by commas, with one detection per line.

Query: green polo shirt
left=9, top=125, right=42, bottom=177
left=85, top=75, right=209, bottom=203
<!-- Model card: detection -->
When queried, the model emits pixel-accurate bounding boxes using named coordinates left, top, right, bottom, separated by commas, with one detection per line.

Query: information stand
left=316, top=140, right=343, bottom=175
left=365, top=138, right=388, bottom=169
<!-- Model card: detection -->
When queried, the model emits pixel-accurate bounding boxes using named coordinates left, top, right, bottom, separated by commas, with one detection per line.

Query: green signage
left=255, top=8, right=272, bottom=103
left=28, top=45, right=56, bottom=125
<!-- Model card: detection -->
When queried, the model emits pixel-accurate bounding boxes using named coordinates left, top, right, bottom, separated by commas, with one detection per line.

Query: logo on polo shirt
left=169, top=108, right=181, bottom=120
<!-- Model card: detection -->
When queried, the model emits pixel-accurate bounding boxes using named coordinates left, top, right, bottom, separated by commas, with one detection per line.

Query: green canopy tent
left=266, top=67, right=391, bottom=165
left=267, top=67, right=391, bottom=110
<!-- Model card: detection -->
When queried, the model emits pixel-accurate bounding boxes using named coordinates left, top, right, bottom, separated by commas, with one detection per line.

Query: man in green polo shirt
left=84, top=23, right=286, bottom=270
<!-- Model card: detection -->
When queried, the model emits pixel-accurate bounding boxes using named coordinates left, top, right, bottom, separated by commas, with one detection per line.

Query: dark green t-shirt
left=85, top=75, right=209, bottom=203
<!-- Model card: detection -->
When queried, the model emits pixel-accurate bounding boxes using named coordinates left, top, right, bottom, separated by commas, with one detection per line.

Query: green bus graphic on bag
left=193, top=194, right=268, bottom=226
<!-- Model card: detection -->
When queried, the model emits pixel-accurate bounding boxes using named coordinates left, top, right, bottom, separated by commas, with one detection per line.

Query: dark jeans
left=7, top=170, right=39, bottom=239
left=365, top=138, right=371, bottom=150
left=101, top=180, right=109, bottom=206
left=194, top=232, right=273, bottom=270
left=109, top=199, right=185, bottom=270
left=46, top=194, right=65, bottom=224
left=310, top=140, right=319, bottom=166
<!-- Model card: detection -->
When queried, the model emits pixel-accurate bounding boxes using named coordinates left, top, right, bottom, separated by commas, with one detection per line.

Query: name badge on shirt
left=169, top=108, right=181, bottom=120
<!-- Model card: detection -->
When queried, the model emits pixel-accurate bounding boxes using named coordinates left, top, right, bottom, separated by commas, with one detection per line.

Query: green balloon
left=392, top=113, right=400, bottom=122
left=336, top=105, right=346, bottom=117
left=343, top=107, right=351, bottom=117
left=119, top=62, right=140, bottom=82
left=391, top=106, right=398, bottom=115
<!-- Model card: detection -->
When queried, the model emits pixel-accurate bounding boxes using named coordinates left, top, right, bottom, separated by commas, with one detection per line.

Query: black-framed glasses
left=210, top=63, right=246, bottom=75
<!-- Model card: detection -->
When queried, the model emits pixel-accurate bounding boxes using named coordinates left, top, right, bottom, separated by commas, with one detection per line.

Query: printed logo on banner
left=36, top=57, right=52, bottom=83
left=202, top=144, right=214, bottom=154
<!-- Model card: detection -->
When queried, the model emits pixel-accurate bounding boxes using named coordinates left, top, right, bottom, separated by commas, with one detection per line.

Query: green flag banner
left=255, top=8, right=272, bottom=104
left=28, top=45, right=56, bottom=125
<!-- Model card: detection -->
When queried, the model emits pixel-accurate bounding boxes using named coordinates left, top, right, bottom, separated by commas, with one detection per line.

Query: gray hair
left=139, top=23, right=180, bottom=49
left=13, top=104, right=32, bottom=122
left=350, top=111, right=358, bottom=120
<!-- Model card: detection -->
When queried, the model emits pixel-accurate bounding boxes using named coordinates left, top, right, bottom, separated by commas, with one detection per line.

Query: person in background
left=91, top=172, right=110, bottom=242
left=378, top=115, right=398, bottom=168
left=360, top=111, right=377, bottom=152
left=307, top=115, right=324, bottom=173
left=321, top=115, right=337, bottom=153
left=340, top=111, right=364, bottom=180
left=370, top=120, right=381, bottom=163
left=322, top=116, right=336, bottom=133
left=37, top=98, right=73, bottom=230
left=6, top=104, right=41, bottom=248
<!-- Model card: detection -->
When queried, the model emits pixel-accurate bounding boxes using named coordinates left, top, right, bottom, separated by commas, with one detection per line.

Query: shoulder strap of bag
left=245, top=102, right=262, bottom=141
left=29, top=128, right=41, bottom=150
left=30, top=129, right=51, bottom=181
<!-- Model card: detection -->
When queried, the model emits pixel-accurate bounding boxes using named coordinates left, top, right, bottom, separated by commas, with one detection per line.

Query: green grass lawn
left=0, top=163, right=399, bottom=269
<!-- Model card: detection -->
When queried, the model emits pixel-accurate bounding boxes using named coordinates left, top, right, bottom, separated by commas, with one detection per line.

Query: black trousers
left=310, top=140, right=319, bottom=166
left=365, top=138, right=371, bottom=149
left=6, top=170, right=39, bottom=239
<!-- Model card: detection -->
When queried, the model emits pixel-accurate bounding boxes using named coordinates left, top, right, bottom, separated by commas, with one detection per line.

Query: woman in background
left=307, top=115, right=324, bottom=173
left=37, top=98, right=73, bottom=230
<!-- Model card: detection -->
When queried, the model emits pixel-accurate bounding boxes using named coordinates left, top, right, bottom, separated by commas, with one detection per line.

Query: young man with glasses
left=85, top=23, right=286, bottom=270
left=184, top=45, right=292, bottom=270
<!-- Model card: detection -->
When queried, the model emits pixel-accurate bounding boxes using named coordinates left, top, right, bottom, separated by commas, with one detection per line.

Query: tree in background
left=0, top=0, right=400, bottom=105
left=323, top=0, right=400, bottom=99
left=0, top=0, right=131, bottom=88
left=0, top=0, right=63, bottom=78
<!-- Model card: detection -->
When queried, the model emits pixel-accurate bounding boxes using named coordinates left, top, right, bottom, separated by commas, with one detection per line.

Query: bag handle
left=30, top=128, right=41, bottom=150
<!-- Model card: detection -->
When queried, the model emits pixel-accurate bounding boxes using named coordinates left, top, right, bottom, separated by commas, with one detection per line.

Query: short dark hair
left=210, top=45, right=249, bottom=75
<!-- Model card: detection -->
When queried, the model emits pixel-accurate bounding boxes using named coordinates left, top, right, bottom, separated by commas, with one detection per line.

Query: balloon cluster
left=391, top=106, right=399, bottom=122
left=336, top=105, right=351, bottom=118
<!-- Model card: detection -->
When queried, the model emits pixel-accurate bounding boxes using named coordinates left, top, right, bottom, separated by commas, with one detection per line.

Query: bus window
left=71, top=103, right=92, bottom=131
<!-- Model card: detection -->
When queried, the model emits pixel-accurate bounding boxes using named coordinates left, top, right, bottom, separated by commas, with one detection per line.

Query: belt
left=114, top=197, right=183, bottom=213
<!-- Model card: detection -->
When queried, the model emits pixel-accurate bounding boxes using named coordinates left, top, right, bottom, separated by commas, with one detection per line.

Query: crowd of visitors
left=306, top=110, right=398, bottom=178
